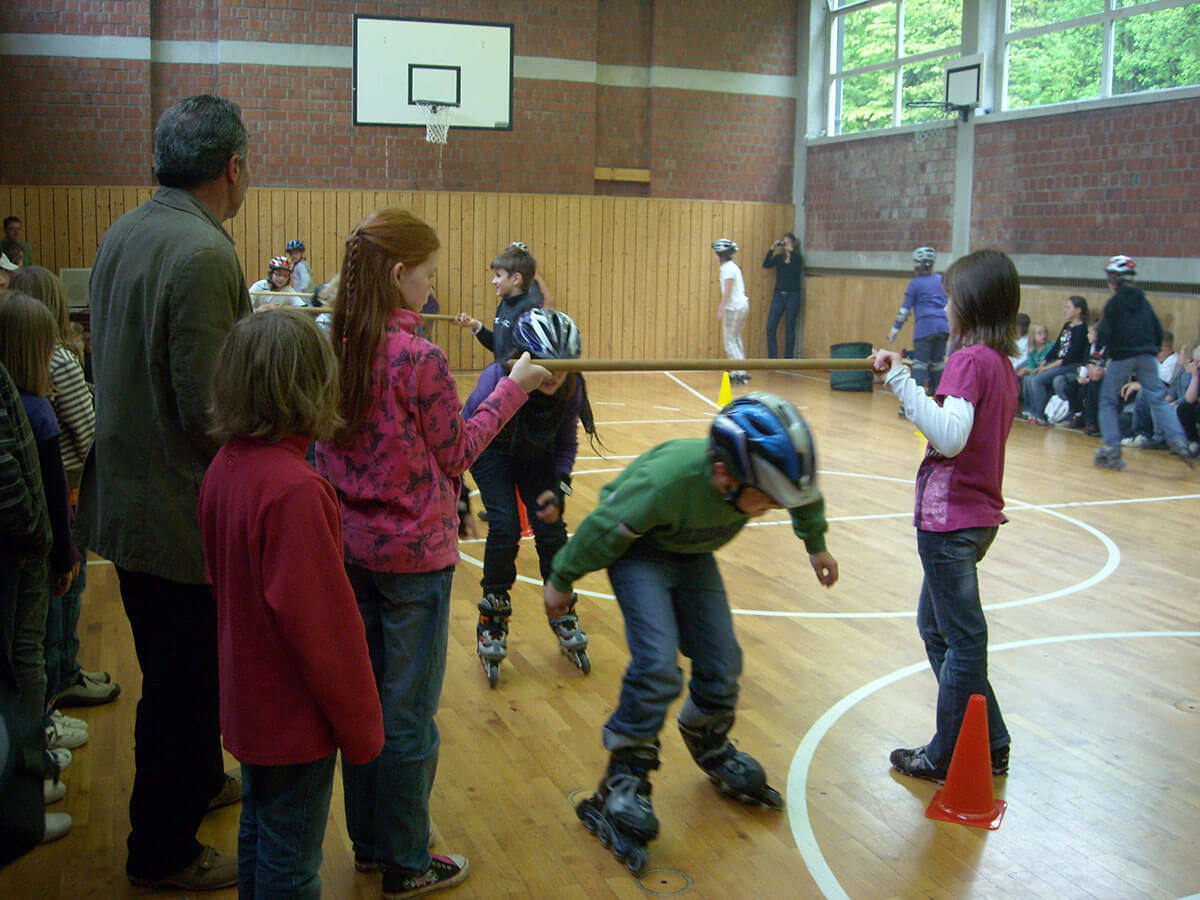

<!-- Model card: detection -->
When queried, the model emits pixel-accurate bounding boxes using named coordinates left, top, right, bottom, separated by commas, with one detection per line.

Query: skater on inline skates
left=543, top=394, right=838, bottom=873
left=464, top=307, right=602, bottom=687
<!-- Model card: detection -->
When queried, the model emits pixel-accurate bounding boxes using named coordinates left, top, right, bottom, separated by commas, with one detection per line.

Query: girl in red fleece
left=200, top=309, right=384, bottom=899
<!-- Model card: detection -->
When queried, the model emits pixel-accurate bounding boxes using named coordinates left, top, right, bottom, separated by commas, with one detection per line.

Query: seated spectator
left=1176, top=344, right=1200, bottom=456
left=249, top=257, right=307, bottom=311
left=3, top=216, right=33, bottom=266
left=0, top=252, right=17, bottom=289
left=1156, top=329, right=1178, bottom=387
left=1022, top=296, right=1089, bottom=424
left=1124, top=340, right=1194, bottom=449
left=284, top=239, right=313, bottom=294
left=1010, top=312, right=1031, bottom=368
left=0, top=240, right=25, bottom=268
left=1015, top=323, right=1050, bottom=383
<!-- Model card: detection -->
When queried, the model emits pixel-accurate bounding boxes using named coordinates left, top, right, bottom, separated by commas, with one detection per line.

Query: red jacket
left=200, top=434, right=383, bottom=766
left=316, top=307, right=527, bottom=573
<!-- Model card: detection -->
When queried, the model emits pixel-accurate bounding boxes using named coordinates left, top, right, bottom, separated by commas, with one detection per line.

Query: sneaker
left=51, top=709, right=88, bottom=735
left=46, top=717, right=88, bottom=750
left=1121, top=434, right=1151, bottom=448
left=207, top=769, right=242, bottom=812
left=55, top=671, right=121, bottom=707
left=42, top=812, right=72, bottom=843
left=44, top=778, right=66, bottom=805
left=1167, top=440, right=1196, bottom=468
left=129, top=845, right=238, bottom=891
left=382, top=854, right=469, bottom=898
left=889, top=746, right=947, bottom=783
left=81, top=669, right=112, bottom=684
left=46, top=747, right=72, bottom=773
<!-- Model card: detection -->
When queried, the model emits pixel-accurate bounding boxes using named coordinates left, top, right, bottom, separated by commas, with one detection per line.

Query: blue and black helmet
left=285, top=239, right=305, bottom=252
left=511, top=308, right=581, bottom=360
left=709, top=392, right=818, bottom=508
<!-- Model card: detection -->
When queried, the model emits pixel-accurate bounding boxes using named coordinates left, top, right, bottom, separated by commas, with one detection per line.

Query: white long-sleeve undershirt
left=884, top=363, right=974, bottom=457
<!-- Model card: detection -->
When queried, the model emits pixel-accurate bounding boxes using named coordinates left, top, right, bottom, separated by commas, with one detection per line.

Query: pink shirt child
left=915, top=343, right=1018, bottom=532
left=316, top=306, right=527, bottom=573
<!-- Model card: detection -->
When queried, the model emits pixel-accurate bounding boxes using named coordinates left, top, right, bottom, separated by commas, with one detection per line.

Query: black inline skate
left=547, top=593, right=590, bottom=675
left=576, top=745, right=660, bottom=875
left=678, top=713, right=785, bottom=809
left=476, top=591, right=512, bottom=688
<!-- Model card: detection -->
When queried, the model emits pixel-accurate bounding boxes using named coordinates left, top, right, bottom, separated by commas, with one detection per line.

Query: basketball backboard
left=945, top=54, right=982, bottom=108
left=353, top=16, right=513, bottom=130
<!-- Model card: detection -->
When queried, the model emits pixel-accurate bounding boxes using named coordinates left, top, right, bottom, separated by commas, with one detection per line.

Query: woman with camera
left=762, top=233, right=804, bottom=358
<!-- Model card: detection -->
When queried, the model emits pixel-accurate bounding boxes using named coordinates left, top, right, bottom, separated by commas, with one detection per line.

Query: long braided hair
left=331, top=208, right=440, bottom=443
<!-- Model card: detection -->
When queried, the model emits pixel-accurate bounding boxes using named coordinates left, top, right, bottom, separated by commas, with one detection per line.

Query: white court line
left=786, top=630, right=1200, bottom=900
left=665, top=371, right=721, bottom=410
left=596, top=418, right=712, bottom=426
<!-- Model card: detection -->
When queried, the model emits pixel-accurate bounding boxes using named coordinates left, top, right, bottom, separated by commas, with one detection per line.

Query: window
left=1004, top=0, right=1200, bottom=110
left=828, top=0, right=964, bottom=135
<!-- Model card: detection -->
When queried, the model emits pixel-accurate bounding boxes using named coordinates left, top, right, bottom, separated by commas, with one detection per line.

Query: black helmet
left=511, top=308, right=581, bottom=360
left=709, top=392, right=818, bottom=508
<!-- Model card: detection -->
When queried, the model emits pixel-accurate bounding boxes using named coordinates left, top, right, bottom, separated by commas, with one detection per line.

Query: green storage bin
left=829, top=341, right=873, bottom=391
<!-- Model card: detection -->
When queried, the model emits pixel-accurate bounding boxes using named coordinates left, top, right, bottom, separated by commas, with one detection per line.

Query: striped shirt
left=49, top=344, right=95, bottom=481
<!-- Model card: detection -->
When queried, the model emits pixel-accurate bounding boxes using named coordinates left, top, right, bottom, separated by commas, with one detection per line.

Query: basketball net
left=419, top=103, right=451, bottom=145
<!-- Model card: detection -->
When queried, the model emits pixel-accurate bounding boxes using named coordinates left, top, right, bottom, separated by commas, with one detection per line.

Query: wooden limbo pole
left=528, top=357, right=877, bottom=372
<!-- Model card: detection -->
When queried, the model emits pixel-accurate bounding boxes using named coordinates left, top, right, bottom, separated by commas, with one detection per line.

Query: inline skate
left=476, top=591, right=512, bottom=688
left=678, top=714, right=785, bottom=809
left=576, top=745, right=660, bottom=875
left=548, top=593, right=590, bottom=675
left=1093, top=445, right=1126, bottom=470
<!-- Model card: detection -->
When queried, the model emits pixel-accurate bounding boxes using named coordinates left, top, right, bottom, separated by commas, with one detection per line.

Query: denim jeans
left=1100, top=355, right=1185, bottom=448
left=912, top=333, right=949, bottom=393
left=765, top=290, right=801, bottom=358
left=471, top=449, right=568, bottom=594
left=603, top=546, right=742, bottom=748
left=239, top=754, right=336, bottom=900
left=118, top=568, right=225, bottom=879
left=342, top=566, right=453, bottom=875
left=1023, top=364, right=1070, bottom=418
left=43, top=552, right=85, bottom=702
left=915, top=528, right=1010, bottom=767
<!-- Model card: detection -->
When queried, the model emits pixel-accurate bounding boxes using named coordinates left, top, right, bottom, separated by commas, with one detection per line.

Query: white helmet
left=712, top=238, right=738, bottom=254
left=1104, top=255, right=1136, bottom=278
left=913, top=246, right=936, bottom=265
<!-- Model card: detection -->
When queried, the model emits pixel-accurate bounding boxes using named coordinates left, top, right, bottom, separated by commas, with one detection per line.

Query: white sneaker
left=44, top=779, right=67, bottom=805
left=51, top=710, right=89, bottom=735
left=46, top=717, right=88, bottom=750
left=46, top=747, right=72, bottom=772
left=42, top=812, right=72, bottom=843
left=1121, top=434, right=1151, bottom=448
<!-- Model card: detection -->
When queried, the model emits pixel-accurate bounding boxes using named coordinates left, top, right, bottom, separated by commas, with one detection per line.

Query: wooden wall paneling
left=630, top=197, right=648, bottom=360
left=64, top=188, right=83, bottom=268
left=39, top=189, right=56, bottom=274
left=612, top=197, right=629, bottom=360
left=78, top=188, right=96, bottom=270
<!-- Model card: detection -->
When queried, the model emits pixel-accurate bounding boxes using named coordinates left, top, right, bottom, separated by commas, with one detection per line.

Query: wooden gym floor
left=2, top=368, right=1197, bottom=900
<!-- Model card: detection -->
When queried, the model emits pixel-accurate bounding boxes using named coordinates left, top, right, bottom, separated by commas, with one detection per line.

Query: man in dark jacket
left=78, top=95, right=251, bottom=890
left=1093, top=255, right=1192, bottom=470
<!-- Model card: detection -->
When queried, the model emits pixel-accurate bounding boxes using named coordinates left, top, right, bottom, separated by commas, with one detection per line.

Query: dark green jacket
left=79, top=187, right=250, bottom=583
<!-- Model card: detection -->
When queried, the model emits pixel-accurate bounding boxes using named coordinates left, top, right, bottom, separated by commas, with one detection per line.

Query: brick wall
left=972, top=98, right=1200, bottom=258
left=805, top=127, right=955, bottom=253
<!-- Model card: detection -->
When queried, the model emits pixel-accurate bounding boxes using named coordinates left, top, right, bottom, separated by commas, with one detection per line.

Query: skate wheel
left=760, top=786, right=786, bottom=810
left=577, top=650, right=591, bottom=675
left=487, top=663, right=499, bottom=688
left=623, top=845, right=648, bottom=874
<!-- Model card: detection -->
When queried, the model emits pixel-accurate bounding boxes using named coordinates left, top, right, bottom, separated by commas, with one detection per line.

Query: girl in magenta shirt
left=315, top=208, right=548, bottom=897
left=872, top=248, right=1019, bottom=784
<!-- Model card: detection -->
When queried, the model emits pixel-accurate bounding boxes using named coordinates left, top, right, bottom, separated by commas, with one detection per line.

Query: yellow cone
left=717, top=371, right=733, bottom=407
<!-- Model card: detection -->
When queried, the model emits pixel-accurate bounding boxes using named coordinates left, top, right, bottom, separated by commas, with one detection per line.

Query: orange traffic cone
left=517, top=488, right=533, bottom=538
left=925, top=693, right=1006, bottom=830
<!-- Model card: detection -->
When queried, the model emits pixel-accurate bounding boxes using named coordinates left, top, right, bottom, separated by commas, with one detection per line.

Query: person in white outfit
left=713, top=239, right=749, bottom=384
left=249, top=257, right=307, bottom=311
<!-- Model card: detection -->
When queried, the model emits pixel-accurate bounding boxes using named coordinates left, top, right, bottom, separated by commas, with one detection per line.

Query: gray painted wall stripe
left=0, top=33, right=795, bottom=97
left=808, top=251, right=1200, bottom=284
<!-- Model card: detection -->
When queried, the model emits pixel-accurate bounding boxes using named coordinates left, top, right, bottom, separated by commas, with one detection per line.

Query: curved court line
left=786, top=630, right=1200, bottom=900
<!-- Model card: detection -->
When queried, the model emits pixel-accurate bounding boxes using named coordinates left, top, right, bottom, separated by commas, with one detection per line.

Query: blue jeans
left=603, top=547, right=741, bottom=749
left=1099, top=355, right=1185, bottom=448
left=766, top=290, right=801, bottom=358
left=342, top=566, right=453, bottom=875
left=916, top=528, right=1009, bottom=767
left=44, top=553, right=85, bottom=702
left=1023, top=364, right=1070, bottom=418
left=239, top=754, right=336, bottom=900
left=471, top=448, right=568, bottom=593
left=912, top=333, right=949, bottom=393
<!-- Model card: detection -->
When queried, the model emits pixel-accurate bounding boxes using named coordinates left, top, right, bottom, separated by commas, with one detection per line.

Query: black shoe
left=889, top=746, right=947, bottom=783
left=991, top=744, right=1010, bottom=776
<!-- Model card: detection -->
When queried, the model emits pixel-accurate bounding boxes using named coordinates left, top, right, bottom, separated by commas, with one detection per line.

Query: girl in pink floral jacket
left=316, top=208, right=548, bottom=893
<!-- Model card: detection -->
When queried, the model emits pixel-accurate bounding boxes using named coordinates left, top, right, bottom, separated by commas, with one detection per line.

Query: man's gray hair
left=154, top=95, right=248, bottom=189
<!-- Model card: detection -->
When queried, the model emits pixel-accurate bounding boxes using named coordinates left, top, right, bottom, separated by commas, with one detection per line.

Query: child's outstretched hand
left=871, top=349, right=902, bottom=374
left=535, top=489, right=562, bottom=523
left=509, top=351, right=551, bottom=392
left=809, top=551, right=838, bottom=587
left=544, top=581, right=574, bottom=619
left=454, top=311, right=480, bottom=330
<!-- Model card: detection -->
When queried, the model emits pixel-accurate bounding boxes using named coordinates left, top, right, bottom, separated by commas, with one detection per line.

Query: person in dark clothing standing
left=1093, top=255, right=1192, bottom=470
left=762, top=232, right=804, bottom=358
left=79, top=94, right=252, bottom=891
left=454, top=246, right=542, bottom=363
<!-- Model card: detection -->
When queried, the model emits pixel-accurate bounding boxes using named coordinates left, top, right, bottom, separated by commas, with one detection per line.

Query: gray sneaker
left=128, top=845, right=238, bottom=891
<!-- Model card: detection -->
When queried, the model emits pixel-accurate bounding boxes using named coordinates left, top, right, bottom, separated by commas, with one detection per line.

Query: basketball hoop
left=419, top=103, right=451, bottom=145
